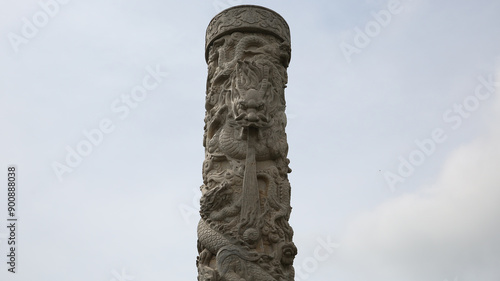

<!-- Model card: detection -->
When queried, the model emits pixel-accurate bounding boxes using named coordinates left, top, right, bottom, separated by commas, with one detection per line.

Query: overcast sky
left=1, top=0, right=500, bottom=280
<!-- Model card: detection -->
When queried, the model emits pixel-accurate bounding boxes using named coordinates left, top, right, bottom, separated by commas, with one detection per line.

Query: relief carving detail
left=197, top=5, right=296, bottom=281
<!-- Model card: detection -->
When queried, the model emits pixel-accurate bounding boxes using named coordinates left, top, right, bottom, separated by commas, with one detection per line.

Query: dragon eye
left=257, top=104, right=264, bottom=110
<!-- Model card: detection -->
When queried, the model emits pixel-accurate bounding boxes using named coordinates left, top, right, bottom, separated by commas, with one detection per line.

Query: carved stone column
left=197, top=5, right=296, bottom=281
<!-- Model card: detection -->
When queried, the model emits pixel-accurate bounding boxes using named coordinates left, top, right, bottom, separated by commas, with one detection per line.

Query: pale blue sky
left=1, top=0, right=499, bottom=280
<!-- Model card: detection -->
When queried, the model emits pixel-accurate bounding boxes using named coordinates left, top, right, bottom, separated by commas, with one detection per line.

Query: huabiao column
left=197, top=5, right=297, bottom=281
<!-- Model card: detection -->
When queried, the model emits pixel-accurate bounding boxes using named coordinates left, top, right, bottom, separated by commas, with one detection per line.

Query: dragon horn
left=260, top=65, right=269, bottom=95
left=236, top=60, right=244, bottom=89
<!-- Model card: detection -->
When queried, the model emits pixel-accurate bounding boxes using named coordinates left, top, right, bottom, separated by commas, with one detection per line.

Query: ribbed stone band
left=205, top=5, right=291, bottom=62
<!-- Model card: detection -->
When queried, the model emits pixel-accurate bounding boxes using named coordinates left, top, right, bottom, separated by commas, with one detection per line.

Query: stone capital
left=205, top=5, right=291, bottom=62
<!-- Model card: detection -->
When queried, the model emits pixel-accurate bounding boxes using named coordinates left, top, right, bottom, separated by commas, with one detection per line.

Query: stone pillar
left=197, top=5, right=296, bottom=281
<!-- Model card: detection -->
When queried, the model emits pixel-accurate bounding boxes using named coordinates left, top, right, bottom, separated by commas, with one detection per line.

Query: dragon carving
left=198, top=6, right=296, bottom=281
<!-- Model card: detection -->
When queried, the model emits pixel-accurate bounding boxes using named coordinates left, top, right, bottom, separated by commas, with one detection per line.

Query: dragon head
left=231, top=61, right=272, bottom=128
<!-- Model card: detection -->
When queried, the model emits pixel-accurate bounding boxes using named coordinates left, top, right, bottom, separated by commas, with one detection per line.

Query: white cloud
left=337, top=67, right=500, bottom=281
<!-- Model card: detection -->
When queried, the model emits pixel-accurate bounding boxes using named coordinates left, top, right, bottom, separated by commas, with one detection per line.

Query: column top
left=205, top=5, right=291, bottom=62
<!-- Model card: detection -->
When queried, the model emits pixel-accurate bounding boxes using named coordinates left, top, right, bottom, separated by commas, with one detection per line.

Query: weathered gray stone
left=197, top=5, right=296, bottom=281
